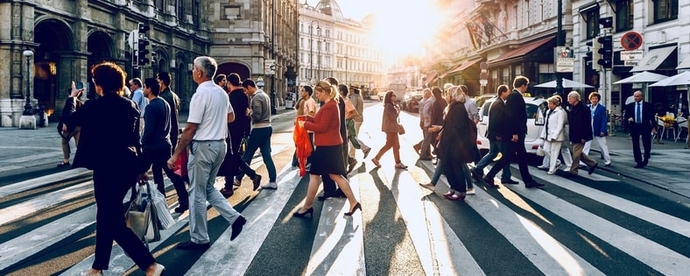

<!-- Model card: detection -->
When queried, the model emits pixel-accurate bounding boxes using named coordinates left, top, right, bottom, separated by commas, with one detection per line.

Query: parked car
left=402, top=92, right=424, bottom=112
left=475, top=97, right=547, bottom=155
left=474, top=94, right=496, bottom=109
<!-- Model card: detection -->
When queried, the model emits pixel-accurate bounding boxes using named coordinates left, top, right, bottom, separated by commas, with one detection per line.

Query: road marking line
left=0, top=181, right=93, bottom=227
left=1, top=152, right=62, bottom=164
left=0, top=168, right=91, bottom=198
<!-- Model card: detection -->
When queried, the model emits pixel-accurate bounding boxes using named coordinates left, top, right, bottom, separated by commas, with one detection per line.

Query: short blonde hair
left=547, top=96, right=560, bottom=106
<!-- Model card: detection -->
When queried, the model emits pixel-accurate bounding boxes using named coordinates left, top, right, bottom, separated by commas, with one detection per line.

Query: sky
left=306, top=0, right=444, bottom=59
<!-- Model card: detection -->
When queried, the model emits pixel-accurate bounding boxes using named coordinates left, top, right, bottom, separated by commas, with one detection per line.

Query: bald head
left=633, top=90, right=643, bottom=103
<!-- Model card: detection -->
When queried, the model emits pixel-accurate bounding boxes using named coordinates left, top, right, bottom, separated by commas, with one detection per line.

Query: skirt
left=309, top=145, right=347, bottom=176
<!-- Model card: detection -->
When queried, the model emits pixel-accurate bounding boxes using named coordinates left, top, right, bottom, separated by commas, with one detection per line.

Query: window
left=325, top=42, right=330, bottom=52
left=616, top=0, right=633, bottom=31
left=582, top=8, right=599, bottom=40
left=156, top=0, right=165, bottom=12
left=193, top=0, right=200, bottom=26
left=653, top=0, right=678, bottom=23
left=176, top=0, right=184, bottom=18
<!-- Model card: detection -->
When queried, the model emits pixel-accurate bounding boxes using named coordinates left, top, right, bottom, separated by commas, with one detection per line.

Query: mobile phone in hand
left=76, top=81, right=84, bottom=90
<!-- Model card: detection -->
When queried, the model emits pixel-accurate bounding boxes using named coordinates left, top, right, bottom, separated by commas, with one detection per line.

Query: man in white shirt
left=167, top=56, right=246, bottom=250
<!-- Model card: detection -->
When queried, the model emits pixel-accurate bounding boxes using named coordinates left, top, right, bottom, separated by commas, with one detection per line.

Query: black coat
left=487, top=99, right=508, bottom=140
left=57, top=96, right=82, bottom=133
left=505, top=90, right=527, bottom=137
left=438, top=102, right=481, bottom=163
left=72, top=94, right=143, bottom=172
left=430, top=97, right=447, bottom=127
left=624, top=101, right=656, bottom=132
left=568, top=101, right=593, bottom=143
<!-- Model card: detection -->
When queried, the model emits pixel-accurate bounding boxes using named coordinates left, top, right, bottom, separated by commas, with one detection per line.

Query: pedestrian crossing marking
left=0, top=181, right=94, bottom=226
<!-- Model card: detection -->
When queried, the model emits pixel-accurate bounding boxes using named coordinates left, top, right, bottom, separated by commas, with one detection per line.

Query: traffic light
left=587, top=40, right=601, bottom=71
left=137, top=23, right=150, bottom=66
left=597, top=35, right=613, bottom=69
left=599, top=16, right=613, bottom=29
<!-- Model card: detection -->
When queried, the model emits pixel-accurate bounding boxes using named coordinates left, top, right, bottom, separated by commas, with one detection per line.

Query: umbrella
left=534, top=78, right=593, bottom=88
left=613, top=71, right=668, bottom=84
left=649, top=71, right=690, bottom=87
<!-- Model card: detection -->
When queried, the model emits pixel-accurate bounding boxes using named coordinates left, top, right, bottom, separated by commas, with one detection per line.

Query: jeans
left=188, top=140, right=241, bottom=244
left=474, top=139, right=511, bottom=181
left=430, top=158, right=443, bottom=184
left=236, top=127, right=276, bottom=182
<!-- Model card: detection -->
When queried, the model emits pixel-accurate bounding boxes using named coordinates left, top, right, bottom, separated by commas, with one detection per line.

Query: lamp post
left=22, top=50, right=34, bottom=116
left=309, top=20, right=320, bottom=84
left=317, top=33, right=322, bottom=81
left=270, top=0, right=277, bottom=114
left=555, top=0, right=564, bottom=96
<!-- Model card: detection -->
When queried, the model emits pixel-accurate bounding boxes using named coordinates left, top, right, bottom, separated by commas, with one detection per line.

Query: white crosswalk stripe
left=2, top=154, right=690, bottom=275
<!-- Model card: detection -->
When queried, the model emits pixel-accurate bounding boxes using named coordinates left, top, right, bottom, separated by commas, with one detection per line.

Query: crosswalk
left=1, top=146, right=690, bottom=275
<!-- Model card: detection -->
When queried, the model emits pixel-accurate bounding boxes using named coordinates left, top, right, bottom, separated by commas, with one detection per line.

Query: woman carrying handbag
left=371, top=91, right=408, bottom=169
left=70, top=62, right=164, bottom=276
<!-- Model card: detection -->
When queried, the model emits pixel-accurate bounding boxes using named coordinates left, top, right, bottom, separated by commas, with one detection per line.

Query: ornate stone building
left=0, top=0, right=211, bottom=127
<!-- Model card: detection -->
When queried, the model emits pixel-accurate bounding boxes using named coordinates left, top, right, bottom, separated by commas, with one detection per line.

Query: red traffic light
left=599, top=16, right=613, bottom=28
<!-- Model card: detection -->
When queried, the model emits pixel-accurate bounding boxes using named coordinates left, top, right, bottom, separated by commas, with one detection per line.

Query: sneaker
left=547, top=170, right=556, bottom=175
left=261, top=181, right=278, bottom=190
left=465, top=188, right=476, bottom=195
left=536, top=165, right=548, bottom=170
left=362, top=147, right=371, bottom=159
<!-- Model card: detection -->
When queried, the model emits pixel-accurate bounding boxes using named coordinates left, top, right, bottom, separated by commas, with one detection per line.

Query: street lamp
left=22, top=50, right=34, bottom=116
left=270, top=0, right=277, bottom=114
left=317, top=33, right=322, bottom=81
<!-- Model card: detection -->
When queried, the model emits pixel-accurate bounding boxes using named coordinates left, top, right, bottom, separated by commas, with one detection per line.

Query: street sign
left=256, top=77, right=265, bottom=87
left=264, top=59, right=275, bottom=75
left=479, top=79, right=488, bottom=86
left=555, top=47, right=574, bottom=73
left=624, top=60, right=639, bottom=67
left=620, top=50, right=644, bottom=61
left=621, top=31, right=643, bottom=51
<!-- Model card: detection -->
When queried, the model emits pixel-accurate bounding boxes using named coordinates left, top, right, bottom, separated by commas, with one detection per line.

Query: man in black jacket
left=471, top=84, right=514, bottom=186
left=57, top=83, right=84, bottom=167
left=566, top=91, right=597, bottom=175
left=157, top=72, right=180, bottom=152
left=483, top=76, right=543, bottom=188
left=624, top=90, right=657, bottom=168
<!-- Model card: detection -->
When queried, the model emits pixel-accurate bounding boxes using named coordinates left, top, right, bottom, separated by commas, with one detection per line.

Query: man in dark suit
left=624, top=90, right=657, bottom=168
left=567, top=91, right=598, bottom=176
left=471, top=84, right=514, bottom=186
left=483, top=76, right=543, bottom=188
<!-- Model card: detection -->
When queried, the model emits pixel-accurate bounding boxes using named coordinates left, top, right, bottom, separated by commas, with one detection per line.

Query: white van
left=476, top=97, right=547, bottom=155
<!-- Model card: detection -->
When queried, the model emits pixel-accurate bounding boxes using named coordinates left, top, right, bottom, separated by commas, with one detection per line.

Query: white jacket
left=540, top=107, right=565, bottom=142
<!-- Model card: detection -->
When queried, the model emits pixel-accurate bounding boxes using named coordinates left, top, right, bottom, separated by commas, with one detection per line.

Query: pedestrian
left=539, top=96, right=566, bottom=174
left=70, top=62, right=164, bottom=276
left=582, top=92, right=612, bottom=166
left=347, top=86, right=372, bottom=162
left=237, top=79, right=277, bottom=189
left=567, top=91, right=598, bottom=176
left=419, top=87, right=449, bottom=190
left=293, top=80, right=361, bottom=217
left=482, top=76, right=544, bottom=188
left=291, top=85, right=317, bottom=167
left=624, top=90, right=656, bottom=168
left=371, top=90, right=408, bottom=169
left=167, top=56, right=246, bottom=250
left=57, top=84, right=83, bottom=167
left=415, top=88, right=434, bottom=160
left=214, top=73, right=227, bottom=90
left=218, top=73, right=262, bottom=198
left=458, top=85, right=480, bottom=126
left=140, top=77, right=189, bottom=213
left=157, top=72, right=181, bottom=153
left=317, top=77, right=347, bottom=201
left=538, top=95, right=574, bottom=171
left=339, top=84, right=370, bottom=173
left=433, top=86, right=480, bottom=200
left=129, top=78, right=148, bottom=133
left=471, top=84, right=512, bottom=186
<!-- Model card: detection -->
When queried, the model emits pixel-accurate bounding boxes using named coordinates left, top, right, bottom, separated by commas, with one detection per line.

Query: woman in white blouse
left=540, top=96, right=567, bottom=174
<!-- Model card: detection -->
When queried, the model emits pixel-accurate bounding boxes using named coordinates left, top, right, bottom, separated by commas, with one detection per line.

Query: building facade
left=207, top=0, right=299, bottom=109
left=0, top=0, right=211, bottom=127
left=298, top=0, right=385, bottom=95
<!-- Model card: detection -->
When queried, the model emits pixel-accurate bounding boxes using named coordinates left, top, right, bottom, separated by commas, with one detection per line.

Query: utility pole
left=270, top=0, right=277, bottom=114
left=556, top=0, right=564, bottom=96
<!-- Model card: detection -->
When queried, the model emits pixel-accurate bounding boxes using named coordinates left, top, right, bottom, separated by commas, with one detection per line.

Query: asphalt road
left=1, top=100, right=690, bottom=275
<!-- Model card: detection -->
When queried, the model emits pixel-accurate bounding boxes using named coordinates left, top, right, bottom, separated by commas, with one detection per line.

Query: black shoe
left=501, top=179, right=519, bottom=185
left=588, top=163, right=598, bottom=175
left=525, top=181, right=545, bottom=188
left=220, top=187, right=234, bottom=198
left=470, top=168, right=483, bottom=182
left=57, top=162, right=70, bottom=168
left=174, top=205, right=188, bottom=213
left=634, top=163, right=645, bottom=169
left=642, top=159, right=648, bottom=166
left=177, top=241, right=210, bottom=250
left=483, top=176, right=496, bottom=186
left=230, top=216, right=247, bottom=241
left=252, top=175, right=262, bottom=191
left=293, top=207, right=314, bottom=217
left=317, top=190, right=346, bottom=201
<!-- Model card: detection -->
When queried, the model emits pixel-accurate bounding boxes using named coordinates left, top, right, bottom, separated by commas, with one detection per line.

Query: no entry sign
left=621, top=32, right=643, bottom=51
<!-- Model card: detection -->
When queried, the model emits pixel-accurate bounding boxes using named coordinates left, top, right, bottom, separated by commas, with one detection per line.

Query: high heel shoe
left=344, top=202, right=361, bottom=216
left=293, top=207, right=314, bottom=217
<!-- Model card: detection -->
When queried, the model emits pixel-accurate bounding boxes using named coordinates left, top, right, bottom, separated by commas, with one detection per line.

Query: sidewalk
left=0, top=105, right=295, bottom=176
left=588, top=130, right=690, bottom=198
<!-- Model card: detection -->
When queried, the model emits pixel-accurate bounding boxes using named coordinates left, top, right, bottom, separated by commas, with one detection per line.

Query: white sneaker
left=537, top=165, right=548, bottom=170
left=465, top=188, right=476, bottom=195
left=261, top=182, right=278, bottom=190
left=547, top=170, right=556, bottom=175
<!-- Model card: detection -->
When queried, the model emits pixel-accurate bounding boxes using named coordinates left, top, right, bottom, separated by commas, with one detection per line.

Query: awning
left=677, top=55, right=690, bottom=69
left=490, top=36, right=555, bottom=64
left=451, top=58, right=483, bottom=74
left=631, top=46, right=676, bottom=72
left=424, top=72, right=437, bottom=83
